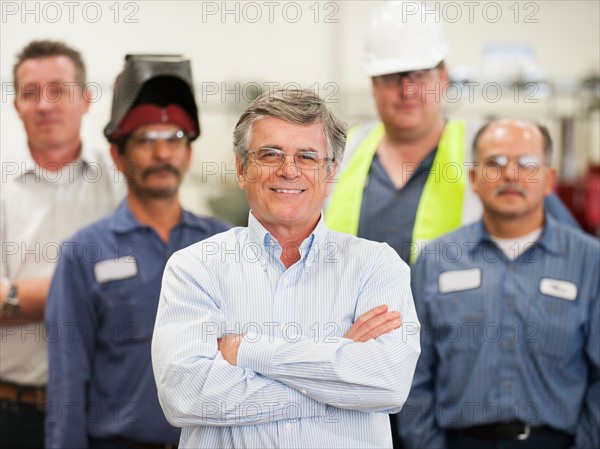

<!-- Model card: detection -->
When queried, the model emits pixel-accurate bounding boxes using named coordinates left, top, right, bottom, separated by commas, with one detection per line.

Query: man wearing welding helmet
left=45, top=55, right=230, bottom=449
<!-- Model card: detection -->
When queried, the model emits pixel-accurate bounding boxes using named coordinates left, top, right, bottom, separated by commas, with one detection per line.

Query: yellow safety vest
left=325, top=120, right=469, bottom=263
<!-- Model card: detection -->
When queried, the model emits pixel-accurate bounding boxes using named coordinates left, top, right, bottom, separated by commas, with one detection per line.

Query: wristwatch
left=3, top=284, right=20, bottom=318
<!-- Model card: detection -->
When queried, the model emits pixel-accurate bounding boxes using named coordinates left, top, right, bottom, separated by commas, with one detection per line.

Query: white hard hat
left=363, top=1, right=449, bottom=77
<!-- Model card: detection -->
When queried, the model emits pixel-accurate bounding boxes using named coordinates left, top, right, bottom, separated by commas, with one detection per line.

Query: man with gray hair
left=152, top=89, right=421, bottom=448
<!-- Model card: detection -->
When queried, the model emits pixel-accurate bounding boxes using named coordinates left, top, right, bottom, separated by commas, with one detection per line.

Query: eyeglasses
left=483, top=154, right=546, bottom=172
left=246, top=147, right=333, bottom=169
left=373, top=66, right=440, bottom=86
left=128, top=130, right=189, bottom=151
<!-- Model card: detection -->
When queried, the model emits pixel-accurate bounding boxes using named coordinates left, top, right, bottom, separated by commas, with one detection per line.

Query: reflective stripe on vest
left=325, top=120, right=469, bottom=263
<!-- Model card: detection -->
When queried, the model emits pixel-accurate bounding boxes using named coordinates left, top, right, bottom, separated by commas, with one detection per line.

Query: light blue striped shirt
left=152, top=213, right=420, bottom=448
left=399, top=215, right=600, bottom=449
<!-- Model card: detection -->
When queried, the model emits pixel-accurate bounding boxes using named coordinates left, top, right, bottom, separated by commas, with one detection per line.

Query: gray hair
left=472, top=119, right=553, bottom=164
left=233, top=89, right=347, bottom=167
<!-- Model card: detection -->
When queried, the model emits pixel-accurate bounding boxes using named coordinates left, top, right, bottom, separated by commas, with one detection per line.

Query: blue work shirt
left=358, top=150, right=582, bottom=265
left=399, top=215, right=600, bottom=449
left=45, top=200, right=230, bottom=449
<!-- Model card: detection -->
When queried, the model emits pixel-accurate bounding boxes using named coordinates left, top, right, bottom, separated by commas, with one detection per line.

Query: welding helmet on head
left=104, top=54, right=200, bottom=142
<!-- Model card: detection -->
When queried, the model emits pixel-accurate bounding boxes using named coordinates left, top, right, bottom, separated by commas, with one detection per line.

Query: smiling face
left=472, top=120, right=556, bottom=228
left=14, top=56, right=90, bottom=153
left=237, top=117, right=336, bottom=237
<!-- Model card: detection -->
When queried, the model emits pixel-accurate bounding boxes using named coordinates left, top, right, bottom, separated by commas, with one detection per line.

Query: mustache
left=493, top=183, right=527, bottom=197
left=141, top=163, right=180, bottom=179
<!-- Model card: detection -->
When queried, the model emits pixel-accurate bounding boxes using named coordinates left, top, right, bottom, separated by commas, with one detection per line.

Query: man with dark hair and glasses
left=45, top=55, right=230, bottom=449
left=400, top=119, right=599, bottom=449
left=151, top=88, right=421, bottom=448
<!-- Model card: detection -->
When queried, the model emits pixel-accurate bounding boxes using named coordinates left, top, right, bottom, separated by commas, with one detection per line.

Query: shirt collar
left=109, top=199, right=208, bottom=234
left=8, top=143, right=100, bottom=180
left=372, top=145, right=437, bottom=184
left=109, top=200, right=143, bottom=234
left=418, top=146, right=437, bottom=171
left=535, top=214, right=563, bottom=255
left=179, top=208, right=211, bottom=233
left=469, top=212, right=562, bottom=256
left=247, top=211, right=328, bottom=271
left=79, top=144, right=104, bottom=166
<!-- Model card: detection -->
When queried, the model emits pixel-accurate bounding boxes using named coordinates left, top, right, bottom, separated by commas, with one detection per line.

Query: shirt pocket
left=97, top=277, right=156, bottom=344
left=430, top=289, right=485, bottom=355
left=528, top=293, right=580, bottom=361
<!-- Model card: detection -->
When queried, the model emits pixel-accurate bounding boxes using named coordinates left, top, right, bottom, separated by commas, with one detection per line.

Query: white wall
left=2, top=1, right=599, bottom=216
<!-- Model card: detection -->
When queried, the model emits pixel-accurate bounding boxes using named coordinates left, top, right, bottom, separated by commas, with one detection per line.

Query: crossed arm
left=218, top=304, right=402, bottom=363
left=152, top=249, right=420, bottom=427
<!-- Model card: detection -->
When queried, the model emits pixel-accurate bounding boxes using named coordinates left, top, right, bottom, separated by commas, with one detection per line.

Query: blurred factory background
left=2, top=1, right=599, bottom=235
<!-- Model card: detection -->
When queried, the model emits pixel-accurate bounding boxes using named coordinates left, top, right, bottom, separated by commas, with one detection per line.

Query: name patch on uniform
left=438, top=268, right=481, bottom=294
left=94, top=256, right=138, bottom=284
left=539, top=278, right=577, bottom=301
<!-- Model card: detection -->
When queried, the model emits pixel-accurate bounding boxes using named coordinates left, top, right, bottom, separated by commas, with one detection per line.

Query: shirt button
left=503, top=381, right=511, bottom=390
left=282, top=279, right=289, bottom=286
left=285, top=423, right=292, bottom=431
left=301, top=389, right=307, bottom=395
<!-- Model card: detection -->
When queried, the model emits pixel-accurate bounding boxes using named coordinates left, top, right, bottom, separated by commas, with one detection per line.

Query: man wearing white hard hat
left=325, top=1, right=579, bottom=267
left=325, top=2, right=581, bottom=447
